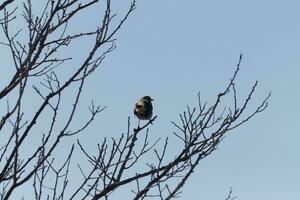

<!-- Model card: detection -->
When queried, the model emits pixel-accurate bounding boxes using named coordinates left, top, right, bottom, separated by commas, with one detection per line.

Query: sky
left=1, top=0, right=300, bottom=199
left=97, top=1, right=299, bottom=199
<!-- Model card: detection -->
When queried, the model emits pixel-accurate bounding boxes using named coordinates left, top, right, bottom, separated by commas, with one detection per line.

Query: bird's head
left=141, top=96, right=154, bottom=101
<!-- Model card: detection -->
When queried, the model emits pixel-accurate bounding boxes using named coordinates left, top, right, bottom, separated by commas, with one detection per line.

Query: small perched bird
left=133, top=96, right=154, bottom=122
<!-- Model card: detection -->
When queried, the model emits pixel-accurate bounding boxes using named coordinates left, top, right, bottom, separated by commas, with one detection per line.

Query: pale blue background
left=1, top=0, right=300, bottom=199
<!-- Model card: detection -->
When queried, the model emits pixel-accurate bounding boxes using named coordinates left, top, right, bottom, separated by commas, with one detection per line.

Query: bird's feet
left=134, top=126, right=140, bottom=133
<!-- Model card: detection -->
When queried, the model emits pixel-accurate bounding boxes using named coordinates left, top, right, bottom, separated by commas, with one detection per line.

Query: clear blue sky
left=97, top=1, right=299, bottom=199
left=1, top=0, right=300, bottom=199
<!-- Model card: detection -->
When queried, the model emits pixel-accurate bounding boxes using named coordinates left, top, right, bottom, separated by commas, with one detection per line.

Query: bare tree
left=0, top=0, right=270, bottom=199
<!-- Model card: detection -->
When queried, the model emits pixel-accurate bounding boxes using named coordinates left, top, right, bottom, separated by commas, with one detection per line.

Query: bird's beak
left=151, top=98, right=154, bottom=101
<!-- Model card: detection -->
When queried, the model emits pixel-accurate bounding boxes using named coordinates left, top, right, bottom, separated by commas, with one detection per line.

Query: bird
left=133, top=96, right=154, bottom=126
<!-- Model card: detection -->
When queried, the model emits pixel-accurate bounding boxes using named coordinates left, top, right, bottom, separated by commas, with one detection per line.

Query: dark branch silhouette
left=0, top=1, right=269, bottom=199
